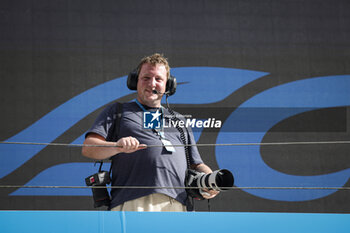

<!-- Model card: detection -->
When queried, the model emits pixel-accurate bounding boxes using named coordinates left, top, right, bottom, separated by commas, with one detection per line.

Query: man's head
left=136, top=53, right=170, bottom=80
left=136, top=53, right=170, bottom=108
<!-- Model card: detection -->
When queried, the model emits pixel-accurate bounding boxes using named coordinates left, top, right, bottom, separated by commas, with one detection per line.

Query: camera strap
left=107, top=102, right=123, bottom=172
left=166, top=107, right=197, bottom=211
left=95, top=102, right=124, bottom=179
left=107, top=102, right=124, bottom=142
left=166, top=106, right=212, bottom=211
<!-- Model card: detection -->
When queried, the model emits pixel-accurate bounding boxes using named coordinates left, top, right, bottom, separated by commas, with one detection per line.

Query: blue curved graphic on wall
left=3, top=67, right=268, bottom=195
left=216, top=75, right=350, bottom=201
left=170, top=67, right=267, bottom=104
left=1, top=76, right=130, bottom=179
left=11, top=135, right=103, bottom=196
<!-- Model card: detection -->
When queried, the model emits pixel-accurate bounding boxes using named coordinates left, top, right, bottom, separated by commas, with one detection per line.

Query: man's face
left=137, top=63, right=167, bottom=107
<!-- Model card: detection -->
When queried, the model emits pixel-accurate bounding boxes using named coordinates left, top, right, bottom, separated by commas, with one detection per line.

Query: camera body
left=85, top=171, right=111, bottom=186
left=185, top=169, right=234, bottom=200
left=85, top=170, right=111, bottom=208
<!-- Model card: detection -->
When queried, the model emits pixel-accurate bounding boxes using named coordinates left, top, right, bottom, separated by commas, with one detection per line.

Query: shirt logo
left=143, top=110, right=162, bottom=129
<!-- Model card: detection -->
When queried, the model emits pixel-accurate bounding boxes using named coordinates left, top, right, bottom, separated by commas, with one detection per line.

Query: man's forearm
left=82, top=136, right=119, bottom=160
left=192, top=163, right=213, bottom=174
left=82, top=134, right=147, bottom=160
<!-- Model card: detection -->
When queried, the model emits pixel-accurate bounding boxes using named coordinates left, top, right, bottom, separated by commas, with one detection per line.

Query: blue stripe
left=1, top=211, right=349, bottom=233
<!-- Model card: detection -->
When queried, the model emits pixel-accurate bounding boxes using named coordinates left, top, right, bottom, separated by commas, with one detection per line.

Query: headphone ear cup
left=127, top=70, right=138, bottom=90
left=166, top=75, right=177, bottom=96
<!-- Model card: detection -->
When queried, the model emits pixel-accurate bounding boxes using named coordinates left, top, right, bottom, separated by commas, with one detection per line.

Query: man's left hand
left=200, top=189, right=219, bottom=199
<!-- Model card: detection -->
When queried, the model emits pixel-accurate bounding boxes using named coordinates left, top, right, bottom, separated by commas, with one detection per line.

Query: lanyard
left=135, top=99, right=165, bottom=138
left=135, top=99, right=149, bottom=112
left=134, top=100, right=175, bottom=152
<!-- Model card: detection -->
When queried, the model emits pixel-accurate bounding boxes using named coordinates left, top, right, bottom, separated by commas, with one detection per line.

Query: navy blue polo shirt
left=86, top=101, right=203, bottom=208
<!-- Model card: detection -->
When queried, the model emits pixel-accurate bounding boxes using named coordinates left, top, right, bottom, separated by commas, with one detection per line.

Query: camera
left=85, top=162, right=111, bottom=208
left=185, top=169, right=234, bottom=200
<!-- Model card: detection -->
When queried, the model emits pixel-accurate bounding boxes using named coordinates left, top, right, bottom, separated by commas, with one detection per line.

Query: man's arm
left=82, top=133, right=146, bottom=160
left=191, top=163, right=213, bottom=174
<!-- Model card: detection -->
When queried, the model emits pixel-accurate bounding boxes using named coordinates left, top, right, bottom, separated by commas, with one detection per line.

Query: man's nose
left=148, top=77, right=156, bottom=87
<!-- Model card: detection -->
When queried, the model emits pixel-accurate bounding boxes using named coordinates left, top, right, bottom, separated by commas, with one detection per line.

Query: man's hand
left=116, top=136, right=147, bottom=153
left=191, top=163, right=220, bottom=199
left=200, top=189, right=220, bottom=199
left=82, top=133, right=147, bottom=160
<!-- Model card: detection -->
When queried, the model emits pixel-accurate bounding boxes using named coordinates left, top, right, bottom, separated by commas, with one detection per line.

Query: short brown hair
left=137, top=53, right=170, bottom=79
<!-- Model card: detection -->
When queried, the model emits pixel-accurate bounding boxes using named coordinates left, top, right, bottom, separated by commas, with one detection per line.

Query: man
left=82, top=53, right=218, bottom=211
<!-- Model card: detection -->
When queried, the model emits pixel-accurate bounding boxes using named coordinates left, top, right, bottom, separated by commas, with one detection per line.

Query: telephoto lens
left=185, top=169, right=234, bottom=200
left=197, top=169, right=234, bottom=191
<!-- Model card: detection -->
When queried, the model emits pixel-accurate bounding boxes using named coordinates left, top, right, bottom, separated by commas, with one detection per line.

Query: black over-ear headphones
left=127, top=69, right=177, bottom=96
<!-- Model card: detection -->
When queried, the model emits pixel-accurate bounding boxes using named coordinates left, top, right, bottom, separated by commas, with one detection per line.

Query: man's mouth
left=145, top=89, right=157, bottom=95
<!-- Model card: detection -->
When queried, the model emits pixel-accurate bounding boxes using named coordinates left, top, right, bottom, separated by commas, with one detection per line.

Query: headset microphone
left=152, top=89, right=171, bottom=109
left=152, top=90, right=168, bottom=95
